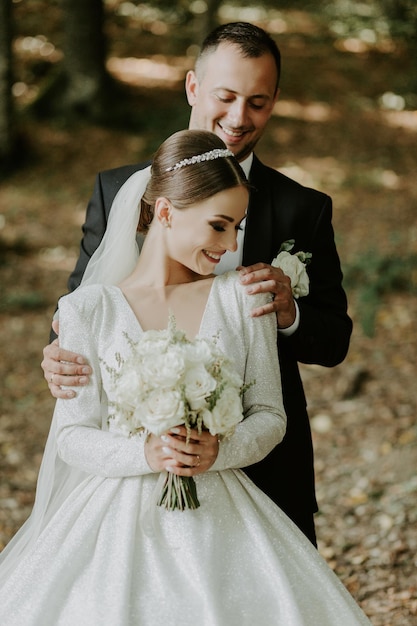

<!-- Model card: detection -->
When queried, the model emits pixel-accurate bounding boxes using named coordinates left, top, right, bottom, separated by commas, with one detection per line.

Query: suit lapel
left=242, top=156, right=275, bottom=265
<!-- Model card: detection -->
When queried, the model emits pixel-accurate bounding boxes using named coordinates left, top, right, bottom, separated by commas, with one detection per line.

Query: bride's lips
left=203, top=250, right=223, bottom=264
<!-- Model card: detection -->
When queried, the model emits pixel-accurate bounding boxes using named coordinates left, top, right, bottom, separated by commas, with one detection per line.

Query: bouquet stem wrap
left=157, top=473, right=200, bottom=511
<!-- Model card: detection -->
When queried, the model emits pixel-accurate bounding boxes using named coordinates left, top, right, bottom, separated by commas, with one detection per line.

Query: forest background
left=0, top=1, right=416, bottom=624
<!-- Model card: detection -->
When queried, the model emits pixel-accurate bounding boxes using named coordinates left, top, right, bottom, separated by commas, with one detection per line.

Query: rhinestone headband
left=165, top=148, right=234, bottom=172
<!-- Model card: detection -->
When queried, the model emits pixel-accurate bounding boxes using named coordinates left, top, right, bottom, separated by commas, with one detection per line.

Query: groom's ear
left=154, top=197, right=172, bottom=226
left=185, top=70, right=198, bottom=106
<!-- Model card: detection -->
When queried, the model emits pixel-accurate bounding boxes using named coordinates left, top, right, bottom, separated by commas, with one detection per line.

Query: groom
left=42, top=22, right=352, bottom=546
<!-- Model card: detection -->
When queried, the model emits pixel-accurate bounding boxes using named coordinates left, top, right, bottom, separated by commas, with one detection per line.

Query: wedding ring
left=195, top=455, right=201, bottom=467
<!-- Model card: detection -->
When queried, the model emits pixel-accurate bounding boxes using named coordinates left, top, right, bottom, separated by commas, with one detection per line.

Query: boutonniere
left=271, top=239, right=312, bottom=298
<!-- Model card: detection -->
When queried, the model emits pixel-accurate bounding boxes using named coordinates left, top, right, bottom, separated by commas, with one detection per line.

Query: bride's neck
left=118, top=231, right=214, bottom=337
left=122, top=229, right=200, bottom=289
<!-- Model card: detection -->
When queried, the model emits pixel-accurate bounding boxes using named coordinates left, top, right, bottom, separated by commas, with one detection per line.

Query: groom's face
left=186, top=43, right=279, bottom=162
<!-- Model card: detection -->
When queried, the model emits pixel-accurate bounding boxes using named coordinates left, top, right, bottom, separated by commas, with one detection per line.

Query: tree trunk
left=60, top=0, right=108, bottom=115
left=194, top=0, right=222, bottom=45
left=33, top=0, right=112, bottom=120
left=0, top=0, right=15, bottom=171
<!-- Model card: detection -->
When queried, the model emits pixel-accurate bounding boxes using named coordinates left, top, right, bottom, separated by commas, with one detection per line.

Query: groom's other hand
left=41, top=320, right=92, bottom=399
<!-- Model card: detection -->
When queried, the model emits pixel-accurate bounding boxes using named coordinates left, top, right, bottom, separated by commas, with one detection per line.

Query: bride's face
left=166, top=185, right=248, bottom=275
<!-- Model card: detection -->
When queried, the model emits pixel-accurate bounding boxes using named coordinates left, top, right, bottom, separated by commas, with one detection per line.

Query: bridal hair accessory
left=165, top=148, right=234, bottom=172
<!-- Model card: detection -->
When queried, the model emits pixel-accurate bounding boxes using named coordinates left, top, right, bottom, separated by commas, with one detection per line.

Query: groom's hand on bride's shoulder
left=41, top=321, right=92, bottom=399
left=238, top=263, right=296, bottom=327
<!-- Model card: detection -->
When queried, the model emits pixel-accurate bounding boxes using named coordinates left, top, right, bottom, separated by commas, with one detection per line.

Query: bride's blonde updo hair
left=138, top=130, right=248, bottom=233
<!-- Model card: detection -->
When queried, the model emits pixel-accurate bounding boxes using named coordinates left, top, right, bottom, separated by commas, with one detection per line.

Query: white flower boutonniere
left=271, top=239, right=312, bottom=298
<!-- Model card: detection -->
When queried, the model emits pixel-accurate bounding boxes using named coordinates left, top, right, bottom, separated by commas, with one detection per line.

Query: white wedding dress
left=0, top=273, right=371, bottom=625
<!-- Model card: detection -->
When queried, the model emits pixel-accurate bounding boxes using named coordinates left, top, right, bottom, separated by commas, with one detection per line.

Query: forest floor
left=1, top=7, right=417, bottom=625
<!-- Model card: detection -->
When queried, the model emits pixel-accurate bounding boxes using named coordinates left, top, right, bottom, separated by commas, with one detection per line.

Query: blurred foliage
left=5, top=0, right=417, bottom=329
left=344, top=251, right=417, bottom=336
left=104, top=0, right=417, bottom=45
left=0, top=290, right=45, bottom=312
left=320, top=0, right=417, bottom=51
left=12, top=0, right=417, bottom=108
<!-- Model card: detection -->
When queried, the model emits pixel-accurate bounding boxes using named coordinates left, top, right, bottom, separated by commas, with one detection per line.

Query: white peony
left=184, top=363, right=217, bottom=410
left=272, top=250, right=310, bottom=298
left=181, top=338, right=214, bottom=366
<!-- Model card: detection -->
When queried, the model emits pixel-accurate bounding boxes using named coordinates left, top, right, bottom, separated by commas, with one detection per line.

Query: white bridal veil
left=0, top=166, right=152, bottom=584
left=81, top=166, right=151, bottom=287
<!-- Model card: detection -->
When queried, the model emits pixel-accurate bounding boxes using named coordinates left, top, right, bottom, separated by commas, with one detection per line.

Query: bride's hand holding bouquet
left=144, top=423, right=219, bottom=477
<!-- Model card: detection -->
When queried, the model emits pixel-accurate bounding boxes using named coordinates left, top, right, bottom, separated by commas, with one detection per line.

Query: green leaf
left=278, top=239, right=295, bottom=253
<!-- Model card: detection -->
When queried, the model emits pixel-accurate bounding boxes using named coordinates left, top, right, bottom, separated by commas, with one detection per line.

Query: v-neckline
left=111, top=278, right=218, bottom=340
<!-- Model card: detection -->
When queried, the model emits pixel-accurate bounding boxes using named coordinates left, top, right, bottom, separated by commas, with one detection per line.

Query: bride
left=0, top=130, right=371, bottom=625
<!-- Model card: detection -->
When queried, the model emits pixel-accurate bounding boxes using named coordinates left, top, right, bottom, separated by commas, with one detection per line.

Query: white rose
left=203, top=387, right=244, bottom=437
left=140, top=388, right=185, bottom=435
left=271, top=251, right=309, bottom=298
left=184, top=363, right=217, bottom=411
left=139, top=350, right=185, bottom=388
left=112, top=366, right=147, bottom=407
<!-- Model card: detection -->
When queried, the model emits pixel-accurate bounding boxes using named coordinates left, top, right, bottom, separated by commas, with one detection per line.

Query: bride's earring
left=164, top=219, right=171, bottom=228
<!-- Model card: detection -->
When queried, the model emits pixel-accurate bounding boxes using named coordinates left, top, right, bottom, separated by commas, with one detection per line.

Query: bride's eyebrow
left=212, top=214, right=234, bottom=222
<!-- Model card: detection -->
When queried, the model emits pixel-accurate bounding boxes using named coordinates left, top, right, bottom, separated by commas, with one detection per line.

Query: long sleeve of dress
left=208, top=275, right=287, bottom=472
left=54, top=289, right=152, bottom=478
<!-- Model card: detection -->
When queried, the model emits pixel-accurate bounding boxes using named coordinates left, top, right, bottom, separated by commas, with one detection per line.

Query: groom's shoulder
left=98, top=161, right=151, bottom=191
left=252, top=155, right=330, bottom=204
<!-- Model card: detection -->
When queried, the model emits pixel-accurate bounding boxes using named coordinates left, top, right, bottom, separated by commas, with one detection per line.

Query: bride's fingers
left=145, top=434, right=180, bottom=472
left=162, top=445, right=198, bottom=468
left=164, top=444, right=219, bottom=476
left=158, top=428, right=220, bottom=475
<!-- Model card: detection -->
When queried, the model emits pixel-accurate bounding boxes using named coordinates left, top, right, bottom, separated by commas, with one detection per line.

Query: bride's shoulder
left=215, top=271, right=270, bottom=310
left=214, top=270, right=240, bottom=288
left=58, top=284, right=119, bottom=315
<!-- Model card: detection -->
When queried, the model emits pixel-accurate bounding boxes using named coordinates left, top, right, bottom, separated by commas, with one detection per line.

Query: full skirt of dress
left=0, top=468, right=371, bottom=626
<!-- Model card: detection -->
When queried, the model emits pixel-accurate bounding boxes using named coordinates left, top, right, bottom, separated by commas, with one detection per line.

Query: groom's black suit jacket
left=65, top=154, right=352, bottom=544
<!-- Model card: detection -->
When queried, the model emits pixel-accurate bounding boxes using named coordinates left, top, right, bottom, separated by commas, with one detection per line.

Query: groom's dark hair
left=196, top=22, right=281, bottom=94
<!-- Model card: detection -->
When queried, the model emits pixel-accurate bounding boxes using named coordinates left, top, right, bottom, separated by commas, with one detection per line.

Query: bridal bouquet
left=271, top=239, right=312, bottom=298
left=106, top=317, right=249, bottom=511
